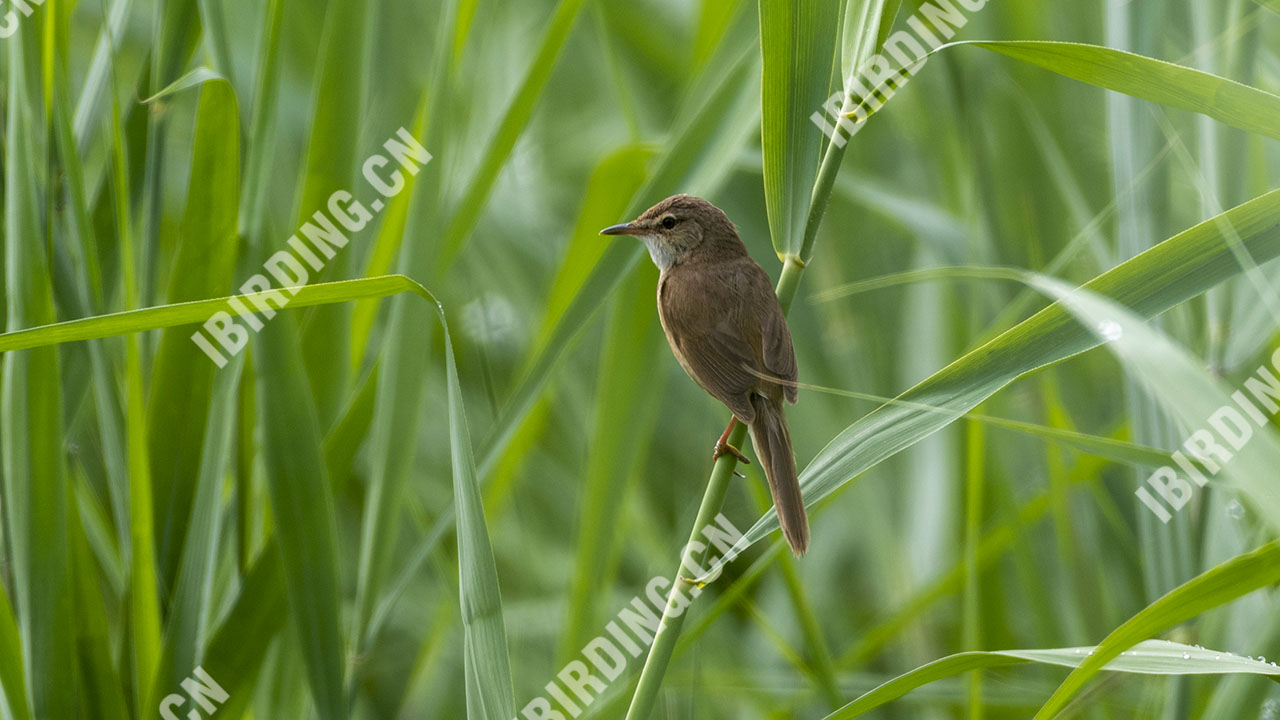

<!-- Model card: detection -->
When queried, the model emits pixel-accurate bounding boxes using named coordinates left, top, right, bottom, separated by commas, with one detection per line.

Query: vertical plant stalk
left=962, top=418, right=985, bottom=719
left=624, top=120, right=852, bottom=720
left=752, top=477, right=841, bottom=706
left=622, top=422, right=744, bottom=720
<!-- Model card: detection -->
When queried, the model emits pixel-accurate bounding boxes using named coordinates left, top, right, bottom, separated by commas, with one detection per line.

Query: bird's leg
left=712, top=417, right=751, bottom=478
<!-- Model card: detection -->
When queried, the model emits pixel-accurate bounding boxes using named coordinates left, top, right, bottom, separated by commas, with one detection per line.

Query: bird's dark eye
left=661, top=215, right=678, bottom=230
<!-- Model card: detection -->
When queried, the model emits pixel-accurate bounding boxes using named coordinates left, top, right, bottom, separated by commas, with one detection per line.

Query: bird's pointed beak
left=600, top=221, right=643, bottom=236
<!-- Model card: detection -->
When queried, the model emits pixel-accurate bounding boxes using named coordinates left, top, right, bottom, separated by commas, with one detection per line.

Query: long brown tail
left=748, top=394, right=809, bottom=555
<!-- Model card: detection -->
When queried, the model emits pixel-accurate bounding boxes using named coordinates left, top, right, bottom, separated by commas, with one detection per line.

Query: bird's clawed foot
left=711, top=438, right=747, bottom=471
left=712, top=417, right=750, bottom=477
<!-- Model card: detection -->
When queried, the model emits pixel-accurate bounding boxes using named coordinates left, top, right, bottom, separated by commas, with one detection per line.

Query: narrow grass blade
left=439, top=0, right=592, bottom=267
left=840, top=0, right=893, bottom=80
left=71, top=0, right=134, bottom=148
left=3, top=20, right=74, bottom=720
left=148, top=358, right=242, bottom=710
left=759, top=0, right=840, bottom=256
left=0, top=270, right=507, bottom=718
left=357, top=278, right=521, bottom=717
left=0, top=580, right=30, bottom=720
left=295, top=0, right=370, bottom=425
left=700, top=189, right=1280, bottom=575
left=349, top=114, right=434, bottom=656
left=479, top=39, right=760, bottom=478
left=350, top=99, right=428, bottom=364
left=69, top=515, right=130, bottom=720
left=694, top=0, right=748, bottom=70
left=559, top=261, right=667, bottom=661
left=199, top=548, right=288, bottom=718
left=534, top=145, right=650, bottom=356
left=143, top=74, right=240, bottom=589
left=392, top=50, right=766, bottom=637
left=793, top=378, right=1179, bottom=469
left=253, top=320, right=346, bottom=720
left=823, top=638, right=1280, bottom=719
left=1035, top=542, right=1280, bottom=717
left=436, top=302, right=517, bottom=720
left=1019, top=271, right=1280, bottom=524
left=323, top=363, right=380, bottom=486
left=823, top=263, right=1280, bottom=526
left=140, top=66, right=221, bottom=102
left=0, top=276, right=431, bottom=354
left=49, top=17, right=132, bottom=572
left=961, top=41, right=1280, bottom=140
left=350, top=297, right=435, bottom=653
left=348, top=0, right=457, bottom=657
left=138, top=0, right=201, bottom=306
left=108, top=52, right=163, bottom=712
left=239, top=0, right=285, bottom=241
left=1012, top=264, right=1280, bottom=714
left=195, top=0, right=234, bottom=89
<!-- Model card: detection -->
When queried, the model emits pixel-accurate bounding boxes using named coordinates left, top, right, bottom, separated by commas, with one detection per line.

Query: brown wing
left=658, top=257, right=797, bottom=420
left=760, top=291, right=799, bottom=404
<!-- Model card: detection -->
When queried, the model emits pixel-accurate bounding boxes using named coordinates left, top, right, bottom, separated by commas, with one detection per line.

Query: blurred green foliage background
left=2, top=0, right=1280, bottom=717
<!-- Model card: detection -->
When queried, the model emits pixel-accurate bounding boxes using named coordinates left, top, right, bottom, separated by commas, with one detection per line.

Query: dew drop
left=1183, top=653, right=1191, bottom=659
left=1227, top=500, right=1246, bottom=520
left=1098, top=320, right=1123, bottom=341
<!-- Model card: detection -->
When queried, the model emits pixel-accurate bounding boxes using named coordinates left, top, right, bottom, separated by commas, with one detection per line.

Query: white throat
left=642, top=236, right=678, bottom=271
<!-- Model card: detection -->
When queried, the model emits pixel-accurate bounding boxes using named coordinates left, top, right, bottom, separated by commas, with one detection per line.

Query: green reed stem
left=623, top=122, right=852, bottom=720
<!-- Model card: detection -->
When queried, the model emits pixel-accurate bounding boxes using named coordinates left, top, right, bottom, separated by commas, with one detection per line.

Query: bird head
left=599, top=194, right=737, bottom=271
